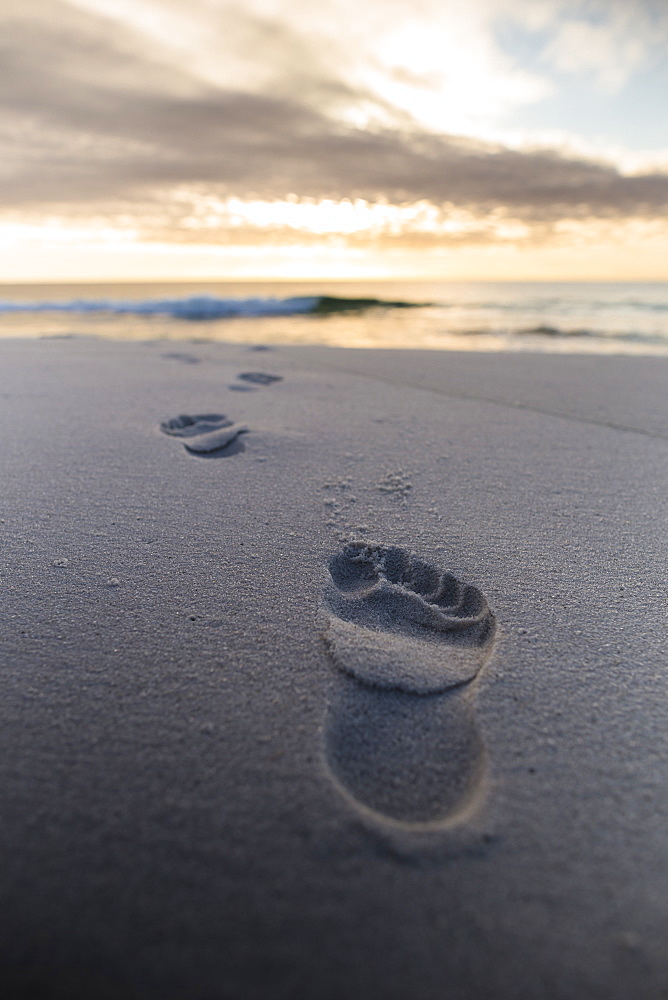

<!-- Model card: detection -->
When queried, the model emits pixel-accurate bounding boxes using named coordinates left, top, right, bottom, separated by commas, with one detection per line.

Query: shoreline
left=3, top=276, right=668, bottom=355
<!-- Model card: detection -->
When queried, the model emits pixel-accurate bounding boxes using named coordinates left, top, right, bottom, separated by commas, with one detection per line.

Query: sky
left=2, top=0, right=668, bottom=281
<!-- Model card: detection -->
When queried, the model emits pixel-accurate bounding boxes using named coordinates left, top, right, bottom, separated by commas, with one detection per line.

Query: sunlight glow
left=166, top=193, right=536, bottom=242
left=0, top=221, right=139, bottom=249
left=360, top=17, right=552, bottom=134
left=3, top=209, right=668, bottom=283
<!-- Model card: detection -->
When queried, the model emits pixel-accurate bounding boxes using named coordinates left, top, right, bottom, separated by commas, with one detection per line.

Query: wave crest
left=0, top=293, right=419, bottom=320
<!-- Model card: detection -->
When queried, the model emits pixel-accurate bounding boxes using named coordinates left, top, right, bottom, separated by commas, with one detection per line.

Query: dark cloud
left=2, top=0, right=668, bottom=223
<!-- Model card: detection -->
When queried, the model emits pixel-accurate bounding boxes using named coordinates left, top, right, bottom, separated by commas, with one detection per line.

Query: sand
left=1, top=335, right=667, bottom=1000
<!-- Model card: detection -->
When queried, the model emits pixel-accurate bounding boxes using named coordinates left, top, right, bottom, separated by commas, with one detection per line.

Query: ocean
left=1, top=280, right=668, bottom=354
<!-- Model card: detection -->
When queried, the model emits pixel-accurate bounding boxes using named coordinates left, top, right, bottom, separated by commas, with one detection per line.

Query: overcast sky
left=3, top=0, right=668, bottom=280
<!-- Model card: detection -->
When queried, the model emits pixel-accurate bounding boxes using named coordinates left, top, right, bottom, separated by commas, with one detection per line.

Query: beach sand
left=1, top=336, right=667, bottom=999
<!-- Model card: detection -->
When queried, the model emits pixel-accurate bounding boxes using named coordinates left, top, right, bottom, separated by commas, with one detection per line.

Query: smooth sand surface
left=1, top=337, right=667, bottom=999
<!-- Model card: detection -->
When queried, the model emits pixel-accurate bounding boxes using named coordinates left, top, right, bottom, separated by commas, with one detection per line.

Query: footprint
left=323, top=542, right=495, bottom=827
left=160, top=414, right=228, bottom=437
left=161, top=352, right=200, bottom=364
left=236, top=372, right=282, bottom=385
left=160, top=413, right=247, bottom=455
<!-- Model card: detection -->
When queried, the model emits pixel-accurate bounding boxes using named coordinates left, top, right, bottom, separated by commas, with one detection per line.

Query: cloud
left=536, top=0, right=668, bottom=93
left=1, top=0, right=667, bottom=238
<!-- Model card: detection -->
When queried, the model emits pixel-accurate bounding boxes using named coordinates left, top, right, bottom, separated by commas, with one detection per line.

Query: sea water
left=1, top=280, right=668, bottom=354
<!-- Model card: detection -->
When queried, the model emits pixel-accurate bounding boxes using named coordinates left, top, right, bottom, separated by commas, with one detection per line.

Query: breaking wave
left=0, top=293, right=419, bottom=321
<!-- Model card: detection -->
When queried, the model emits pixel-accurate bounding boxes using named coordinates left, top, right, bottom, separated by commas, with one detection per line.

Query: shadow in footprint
left=323, top=542, right=495, bottom=827
left=236, top=372, right=282, bottom=386
left=160, top=413, right=247, bottom=455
